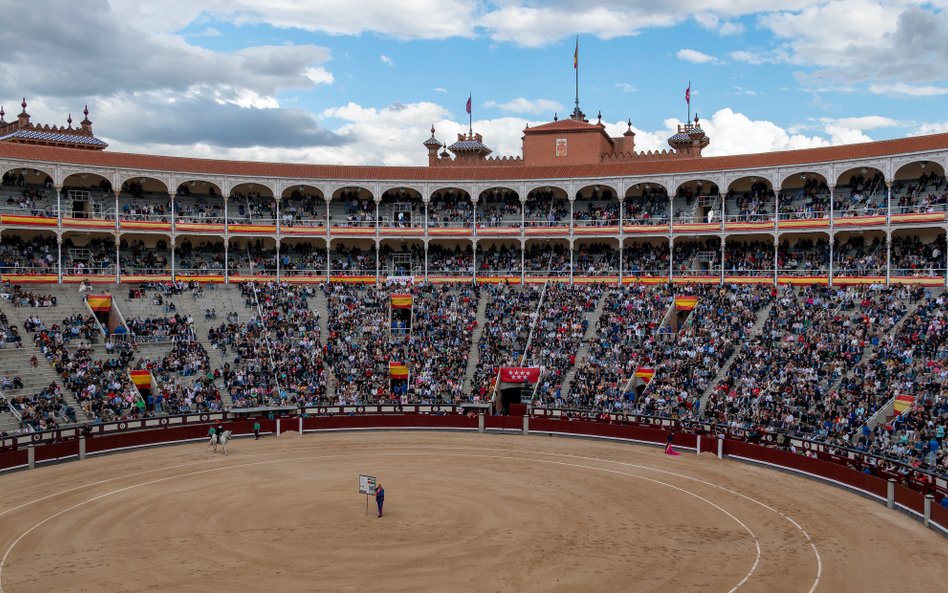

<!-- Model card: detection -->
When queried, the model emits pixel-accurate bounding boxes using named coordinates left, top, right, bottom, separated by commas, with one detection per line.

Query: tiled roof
left=668, top=133, right=691, bottom=142
left=0, top=133, right=945, bottom=183
left=447, top=139, right=491, bottom=152
left=525, top=118, right=604, bottom=134
left=0, top=129, right=108, bottom=146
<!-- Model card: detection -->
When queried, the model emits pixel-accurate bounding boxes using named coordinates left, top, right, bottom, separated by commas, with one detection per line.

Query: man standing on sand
left=375, top=483, right=385, bottom=518
left=253, top=420, right=261, bottom=440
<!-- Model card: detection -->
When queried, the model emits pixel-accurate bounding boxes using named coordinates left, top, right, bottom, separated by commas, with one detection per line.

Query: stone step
left=463, top=287, right=490, bottom=396
left=698, top=299, right=774, bottom=414
left=561, top=288, right=610, bottom=399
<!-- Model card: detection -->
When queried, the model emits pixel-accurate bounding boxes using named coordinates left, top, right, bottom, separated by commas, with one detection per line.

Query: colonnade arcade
left=0, top=155, right=945, bottom=285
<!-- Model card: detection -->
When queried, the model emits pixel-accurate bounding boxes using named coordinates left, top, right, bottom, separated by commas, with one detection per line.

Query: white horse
left=209, top=430, right=232, bottom=455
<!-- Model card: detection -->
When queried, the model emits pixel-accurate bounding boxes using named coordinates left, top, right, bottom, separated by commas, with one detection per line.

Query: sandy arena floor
left=0, top=431, right=944, bottom=593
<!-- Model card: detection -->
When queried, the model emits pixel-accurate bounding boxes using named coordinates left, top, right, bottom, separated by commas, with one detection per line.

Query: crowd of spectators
left=777, top=238, right=828, bottom=274
left=643, top=285, right=771, bottom=417
left=524, top=190, right=569, bottom=226
left=623, top=188, right=669, bottom=224
left=476, top=191, right=520, bottom=227
left=476, top=244, right=521, bottom=275
left=891, top=235, right=945, bottom=276
left=567, top=285, right=671, bottom=409
left=330, top=246, right=376, bottom=274
left=470, top=283, right=542, bottom=400
left=428, top=191, right=473, bottom=227
left=526, top=284, right=602, bottom=402
left=524, top=243, right=571, bottom=274
left=834, top=236, right=886, bottom=276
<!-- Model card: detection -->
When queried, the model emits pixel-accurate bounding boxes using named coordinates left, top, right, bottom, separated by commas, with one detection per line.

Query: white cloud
left=911, top=122, right=948, bottom=136
left=614, top=83, right=638, bottom=93
left=761, top=2, right=948, bottom=83
left=483, top=97, right=564, bottom=115
left=380, top=54, right=394, bottom=67
left=676, top=49, right=718, bottom=64
left=432, top=87, right=448, bottom=93
left=693, top=13, right=744, bottom=35
left=817, top=116, right=902, bottom=131
left=869, top=83, right=948, bottom=97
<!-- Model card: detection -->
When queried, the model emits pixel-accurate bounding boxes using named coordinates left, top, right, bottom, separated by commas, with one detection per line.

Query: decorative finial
left=0, top=106, right=4, bottom=120
left=597, top=110, right=602, bottom=123
left=84, top=105, right=89, bottom=117
left=21, top=98, right=27, bottom=113
left=553, top=112, right=558, bottom=121
left=67, top=113, right=73, bottom=127
left=694, top=113, right=699, bottom=124
left=627, top=118, right=632, bottom=128
left=430, top=125, right=435, bottom=135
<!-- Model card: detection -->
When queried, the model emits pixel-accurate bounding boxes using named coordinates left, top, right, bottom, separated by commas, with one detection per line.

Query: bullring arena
left=2, top=64, right=948, bottom=591
left=0, top=415, right=945, bottom=593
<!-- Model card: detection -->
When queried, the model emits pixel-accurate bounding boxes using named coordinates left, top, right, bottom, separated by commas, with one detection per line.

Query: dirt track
left=0, top=432, right=944, bottom=593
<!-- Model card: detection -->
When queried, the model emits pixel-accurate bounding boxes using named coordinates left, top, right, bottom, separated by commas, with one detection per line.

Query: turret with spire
left=667, top=113, right=709, bottom=157
left=0, top=97, right=107, bottom=150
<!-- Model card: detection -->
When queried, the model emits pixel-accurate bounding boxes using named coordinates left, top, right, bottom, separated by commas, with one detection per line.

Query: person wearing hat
left=375, top=483, right=385, bottom=518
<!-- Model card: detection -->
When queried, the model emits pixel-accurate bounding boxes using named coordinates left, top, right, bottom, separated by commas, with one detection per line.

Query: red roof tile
left=0, top=133, right=945, bottom=183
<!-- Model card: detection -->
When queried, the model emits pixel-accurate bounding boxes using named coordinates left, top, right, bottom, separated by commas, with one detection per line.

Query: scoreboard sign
left=359, top=474, right=377, bottom=495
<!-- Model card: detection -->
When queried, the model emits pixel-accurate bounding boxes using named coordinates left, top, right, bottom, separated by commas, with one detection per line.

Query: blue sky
left=3, top=1, right=947, bottom=165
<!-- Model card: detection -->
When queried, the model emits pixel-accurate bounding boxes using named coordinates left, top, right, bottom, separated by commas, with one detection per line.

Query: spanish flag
left=634, top=367, right=655, bottom=384
left=391, top=294, right=413, bottom=309
left=87, top=294, right=112, bottom=312
left=130, top=369, right=151, bottom=390
left=893, top=394, right=914, bottom=415
left=674, top=295, right=698, bottom=311
left=389, top=362, right=409, bottom=380
left=573, top=36, right=578, bottom=69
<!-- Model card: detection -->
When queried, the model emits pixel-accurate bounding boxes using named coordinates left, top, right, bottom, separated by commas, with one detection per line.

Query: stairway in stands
left=152, top=285, right=256, bottom=410
left=560, top=287, right=610, bottom=400
left=0, top=288, right=94, bottom=431
left=462, top=287, right=490, bottom=396
left=698, top=299, right=774, bottom=414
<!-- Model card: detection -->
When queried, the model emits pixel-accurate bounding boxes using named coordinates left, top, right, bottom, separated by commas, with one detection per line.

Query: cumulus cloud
left=762, top=2, right=948, bottom=84
left=676, top=49, right=718, bottom=64
left=869, top=83, right=948, bottom=97
left=483, top=98, right=564, bottom=115
left=693, top=13, right=744, bottom=35
left=0, top=1, right=332, bottom=103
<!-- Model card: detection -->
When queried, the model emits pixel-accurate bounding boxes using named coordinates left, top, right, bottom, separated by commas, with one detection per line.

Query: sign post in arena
left=359, top=474, right=377, bottom=516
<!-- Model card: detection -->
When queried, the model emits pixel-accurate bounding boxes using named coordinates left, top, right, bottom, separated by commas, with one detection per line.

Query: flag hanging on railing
left=634, top=367, right=655, bottom=383
left=130, top=369, right=151, bottom=391
left=674, top=295, right=698, bottom=311
left=87, top=294, right=112, bottom=312
left=893, top=394, right=914, bottom=414
left=499, top=367, right=541, bottom=384
left=390, top=362, right=409, bottom=379
left=391, top=294, right=413, bottom=309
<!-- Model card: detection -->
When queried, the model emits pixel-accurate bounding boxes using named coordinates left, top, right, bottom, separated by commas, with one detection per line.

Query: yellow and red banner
left=391, top=294, right=413, bottom=309
left=634, top=367, right=655, bottom=383
left=674, top=295, right=698, bottom=311
left=893, top=395, right=914, bottom=415
left=389, top=362, right=409, bottom=380
left=87, top=294, right=112, bottom=312
left=130, top=370, right=151, bottom=390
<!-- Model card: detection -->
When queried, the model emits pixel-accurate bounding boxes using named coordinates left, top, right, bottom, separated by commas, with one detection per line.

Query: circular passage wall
left=0, top=432, right=944, bottom=593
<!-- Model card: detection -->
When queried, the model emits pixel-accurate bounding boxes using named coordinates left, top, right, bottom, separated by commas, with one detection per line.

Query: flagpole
left=468, top=91, right=472, bottom=137
left=574, top=36, right=579, bottom=116
left=687, top=80, right=691, bottom=123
